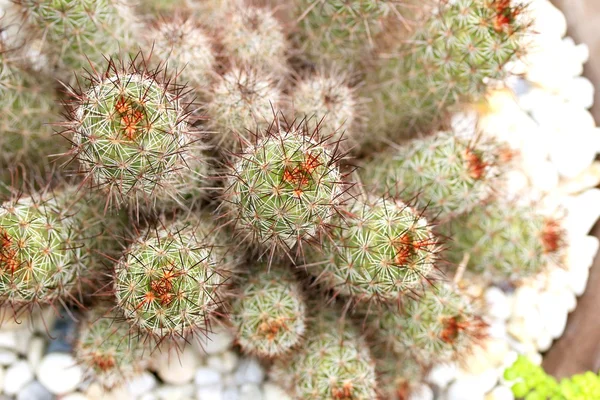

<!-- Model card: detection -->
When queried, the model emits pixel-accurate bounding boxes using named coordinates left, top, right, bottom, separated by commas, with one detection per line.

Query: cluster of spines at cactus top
left=0, top=0, right=564, bottom=398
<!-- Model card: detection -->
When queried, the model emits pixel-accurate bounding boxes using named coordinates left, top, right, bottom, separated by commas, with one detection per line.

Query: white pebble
left=4, top=360, right=34, bottom=395
left=487, top=385, right=515, bottom=400
left=155, top=384, right=195, bottom=400
left=195, top=367, right=222, bottom=387
left=86, top=382, right=130, bottom=400
left=196, top=384, right=223, bottom=400
left=36, top=353, right=83, bottom=395
left=568, top=264, right=590, bottom=296
left=127, top=372, right=157, bottom=396
left=564, top=190, right=600, bottom=239
left=408, top=383, right=434, bottom=400
left=61, top=394, right=89, bottom=400
left=0, top=331, right=16, bottom=349
left=234, top=358, right=265, bottom=385
left=240, top=383, right=263, bottom=400
left=0, top=348, right=17, bottom=365
left=562, top=77, right=595, bottom=109
left=427, top=363, right=458, bottom=389
left=263, top=382, right=291, bottom=400
left=14, top=329, right=32, bottom=355
left=485, top=287, right=511, bottom=321
left=535, top=329, right=553, bottom=352
left=156, top=348, right=199, bottom=385
left=196, top=327, right=235, bottom=356
left=0, top=367, right=4, bottom=393
left=222, top=387, right=240, bottom=400
left=208, top=351, right=238, bottom=374
left=446, top=378, right=486, bottom=400
left=27, top=336, right=45, bottom=369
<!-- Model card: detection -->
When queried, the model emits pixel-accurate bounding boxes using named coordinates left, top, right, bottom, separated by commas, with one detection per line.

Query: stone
left=156, top=348, right=199, bottom=385
left=154, top=384, right=195, bottom=400
left=196, top=385, right=223, bottom=400
left=86, top=382, right=130, bottom=400
left=195, top=367, right=222, bottom=387
left=263, top=382, right=292, bottom=400
left=0, top=349, right=17, bottom=366
left=61, top=394, right=89, bottom=400
left=17, top=381, right=53, bottom=400
left=535, top=329, right=553, bottom=352
left=27, top=336, right=45, bottom=369
left=485, top=287, right=511, bottom=321
left=36, top=353, right=83, bottom=395
left=446, top=378, right=487, bottom=400
left=234, top=358, right=265, bottom=385
left=207, top=351, right=238, bottom=374
left=427, top=363, right=458, bottom=389
left=562, top=77, right=595, bottom=109
left=222, top=387, right=240, bottom=400
left=486, top=385, right=515, bottom=400
left=240, top=383, right=263, bottom=400
left=196, top=327, right=235, bottom=356
left=0, top=331, right=17, bottom=349
left=408, top=383, right=434, bottom=400
left=13, top=329, right=32, bottom=355
left=4, top=360, right=34, bottom=396
left=563, top=190, right=600, bottom=239
left=127, top=372, right=157, bottom=396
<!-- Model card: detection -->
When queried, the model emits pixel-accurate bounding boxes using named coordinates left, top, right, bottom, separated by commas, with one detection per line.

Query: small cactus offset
left=114, top=215, right=233, bottom=340
left=443, top=200, right=564, bottom=282
left=12, top=0, right=140, bottom=83
left=231, top=262, right=306, bottom=358
left=361, top=131, right=507, bottom=220
left=75, top=308, right=148, bottom=389
left=364, top=0, right=529, bottom=140
left=270, top=307, right=377, bottom=400
left=304, top=196, right=438, bottom=303
left=65, top=58, right=206, bottom=211
left=223, top=125, right=345, bottom=252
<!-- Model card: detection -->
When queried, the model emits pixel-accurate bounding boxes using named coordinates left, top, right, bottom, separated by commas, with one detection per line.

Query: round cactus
left=374, top=352, right=425, bottom=400
left=220, top=6, right=287, bottom=73
left=223, top=126, right=343, bottom=252
left=67, top=60, right=205, bottom=210
left=0, top=52, right=62, bottom=169
left=361, top=131, right=505, bottom=220
left=305, top=196, right=438, bottom=303
left=114, top=216, right=233, bottom=340
left=146, top=16, right=215, bottom=93
left=0, top=188, right=93, bottom=307
left=75, top=308, right=148, bottom=389
left=364, top=0, right=530, bottom=141
left=443, top=200, right=564, bottom=282
left=292, top=70, right=358, bottom=143
left=368, top=282, right=487, bottom=366
left=208, top=67, right=282, bottom=152
left=13, top=0, right=140, bottom=83
left=231, top=262, right=306, bottom=358
left=270, top=307, right=377, bottom=400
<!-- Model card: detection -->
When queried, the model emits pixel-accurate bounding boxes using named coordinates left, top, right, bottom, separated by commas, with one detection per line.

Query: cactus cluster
left=0, top=0, right=567, bottom=398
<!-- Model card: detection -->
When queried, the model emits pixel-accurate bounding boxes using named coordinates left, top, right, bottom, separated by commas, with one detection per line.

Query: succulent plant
left=364, top=0, right=529, bottom=141
left=66, top=59, right=206, bottom=211
left=231, top=262, right=306, bottom=358
left=223, top=125, right=344, bottom=253
left=443, top=200, right=564, bottom=282
left=75, top=308, right=148, bottom=389
left=270, top=306, right=377, bottom=400
left=304, top=196, right=438, bottom=304
left=12, top=0, right=140, bottom=83
left=361, top=131, right=507, bottom=220
left=114, top=215, right=233, bottom=340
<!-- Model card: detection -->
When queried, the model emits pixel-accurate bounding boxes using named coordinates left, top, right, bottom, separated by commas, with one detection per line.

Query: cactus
left=75, top=308, right=148, bottom=389
left=367, top=282, right=487, bottom=367
left=292, top=70, right=359, bottom=143
left=114, top=216, right=233, bottom=340
left=270, top=307, right=377, bottom=400
left=0, top=187, right=102, bottom=308
left=231, top=262, right=306, bottom=358
left=304, top=196, right=438, bottom=304
left=12, top=0, right=140, bottom=83
left=364, top=0, right=529, bottom=141
left=145, top=16, right=216, bottom=93
left=292, top=0, right=403, bottom=69
left=207, top=67, right=282, bottom=152
left=0, top=52, right=62, bottom=169
left=373, top=352, right=425, bottom=400
left=220, top=5, right=287, bottom=74
left=443, top=200, right=564, bottom=282
left=65, top=59, right=206, bottom=211
left=360, top=131, right=506, bottom=220
left=223, top=126, right=344, bottom=252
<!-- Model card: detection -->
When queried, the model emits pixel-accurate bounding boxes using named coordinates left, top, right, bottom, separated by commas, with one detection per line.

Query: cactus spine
left=231, top=262, right=306, bottom=358
left=305, top=196, right=438, bottom=303
left=114, top=216, right=233, bottom=340
left=270, top=307, right=377, bottom=400
left=223, top=126, right=343, bottom=251
left=67, top=60, right=205, bottom=210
